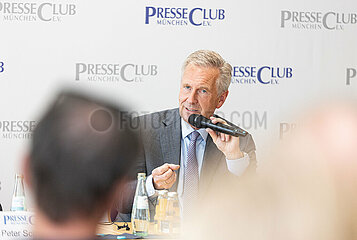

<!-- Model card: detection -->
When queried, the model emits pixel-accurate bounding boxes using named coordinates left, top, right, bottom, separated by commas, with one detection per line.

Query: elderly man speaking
left=117, top=50, right=256, bottom=221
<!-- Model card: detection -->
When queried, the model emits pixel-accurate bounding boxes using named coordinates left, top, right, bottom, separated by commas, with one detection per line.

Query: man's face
left=179, top=63, right=228, bottom=125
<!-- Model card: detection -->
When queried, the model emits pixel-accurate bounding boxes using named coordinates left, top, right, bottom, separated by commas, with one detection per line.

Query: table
left=96, top=222, right=178, bottom=239
left=97, top=222, right=133, bottom=235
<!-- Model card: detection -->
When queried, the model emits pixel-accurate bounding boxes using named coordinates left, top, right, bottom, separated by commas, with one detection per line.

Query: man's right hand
left=152, top=163, right=180, bottom=190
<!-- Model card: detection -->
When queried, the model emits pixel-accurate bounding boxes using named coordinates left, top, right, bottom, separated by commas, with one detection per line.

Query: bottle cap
left=168, top=192, right=178, bottom=197
left=137, top=173, right=146, bottom=178
left=157, top=190, right=168, bottom=196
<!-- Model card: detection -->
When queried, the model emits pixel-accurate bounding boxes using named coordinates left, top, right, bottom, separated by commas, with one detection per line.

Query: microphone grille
left=188, top=114, right=201, bottom=128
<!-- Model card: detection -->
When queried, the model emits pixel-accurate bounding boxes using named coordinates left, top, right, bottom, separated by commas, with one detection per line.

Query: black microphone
left=188, top=114, right=248, bottom=137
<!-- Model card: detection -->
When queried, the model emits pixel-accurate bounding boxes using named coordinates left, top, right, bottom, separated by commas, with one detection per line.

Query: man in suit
left=117, top=50, right=256, bottom=220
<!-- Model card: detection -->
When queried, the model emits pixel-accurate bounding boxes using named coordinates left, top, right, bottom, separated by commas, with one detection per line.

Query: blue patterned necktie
left=183, top=131, right=200, bottom=216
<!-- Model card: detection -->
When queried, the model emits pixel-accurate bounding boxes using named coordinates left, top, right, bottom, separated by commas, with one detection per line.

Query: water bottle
left=11, top=174, right=26, bottom=211
left=131, top=173, right=150, bottom=237
left=155, top=190, right=168, bottom=232
left=161, top=192, right=180, bottom=234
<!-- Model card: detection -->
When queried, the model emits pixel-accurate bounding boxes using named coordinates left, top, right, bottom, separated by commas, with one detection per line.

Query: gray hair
left=182, top=50, right=232, bottom=94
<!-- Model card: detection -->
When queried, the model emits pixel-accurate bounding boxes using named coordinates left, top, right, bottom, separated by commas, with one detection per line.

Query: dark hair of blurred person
left=23, top=91, right=138, bottom=240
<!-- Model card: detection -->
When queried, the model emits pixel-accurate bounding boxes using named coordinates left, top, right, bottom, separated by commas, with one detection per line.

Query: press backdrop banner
left=0, top=0, right=356, bottom=209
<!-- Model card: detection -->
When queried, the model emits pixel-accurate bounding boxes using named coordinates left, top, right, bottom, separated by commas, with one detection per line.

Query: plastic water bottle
left=161, top=192, right=180, bottom=234
left=131, top=173, right=150, bottom=237
left=11, top=174, right=26, bottom=211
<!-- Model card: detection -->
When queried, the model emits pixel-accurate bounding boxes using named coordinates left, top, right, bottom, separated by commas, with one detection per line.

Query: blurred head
left=186, top=101, right=357, bottom=240
left=179, top=50, right=232, bottom=124
left=25, top=91, right=138, bottom=223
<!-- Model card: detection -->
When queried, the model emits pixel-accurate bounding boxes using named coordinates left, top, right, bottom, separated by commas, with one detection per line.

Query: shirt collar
left=181, top=118, right=208, bottom=141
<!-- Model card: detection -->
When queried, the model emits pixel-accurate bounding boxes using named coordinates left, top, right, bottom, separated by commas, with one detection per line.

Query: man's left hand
left=206, top=116, right=244, bottom=160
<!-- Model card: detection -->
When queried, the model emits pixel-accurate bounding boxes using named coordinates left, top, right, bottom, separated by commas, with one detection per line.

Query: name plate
left=0, top=211, right=34, bottom=239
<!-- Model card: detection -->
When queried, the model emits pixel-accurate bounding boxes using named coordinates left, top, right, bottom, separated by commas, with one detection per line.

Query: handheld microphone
left=188, top=114, right=248, bottom=137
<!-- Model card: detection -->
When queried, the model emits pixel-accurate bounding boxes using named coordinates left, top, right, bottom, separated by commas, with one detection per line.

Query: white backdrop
left=0, top=0, right=356, bottom=210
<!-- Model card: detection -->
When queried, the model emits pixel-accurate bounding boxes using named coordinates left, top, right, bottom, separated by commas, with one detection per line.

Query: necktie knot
left=190, top=131, right=200, bottom=143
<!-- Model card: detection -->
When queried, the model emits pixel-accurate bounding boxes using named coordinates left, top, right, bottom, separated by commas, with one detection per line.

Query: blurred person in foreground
left=186, top=101, right=357, bottom=240
left=22, top=91, right=138, bottom=240
left=117, top=50, right=256, bottom=221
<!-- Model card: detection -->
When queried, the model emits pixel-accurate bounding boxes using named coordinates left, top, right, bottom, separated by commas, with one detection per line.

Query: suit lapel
left=159, top=109, right=181, bottom=166
left=159, top=109, right=181, bottom=191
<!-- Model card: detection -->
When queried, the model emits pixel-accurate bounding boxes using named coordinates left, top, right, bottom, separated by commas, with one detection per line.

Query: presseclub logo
left=0, top=120, right=36, bottom=139
left=346, top=68, right=356, bottom=85
left=231, top=65, right=293, bottom=85
left=281, top=10, right=357, bottom=30
left=75, top=63, right=158, bottom=82
left=145, top=6, right=225, bottom=26
left=0, top=60, right=4, bottom=73
left=0, top=2, right=76, bottom=22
